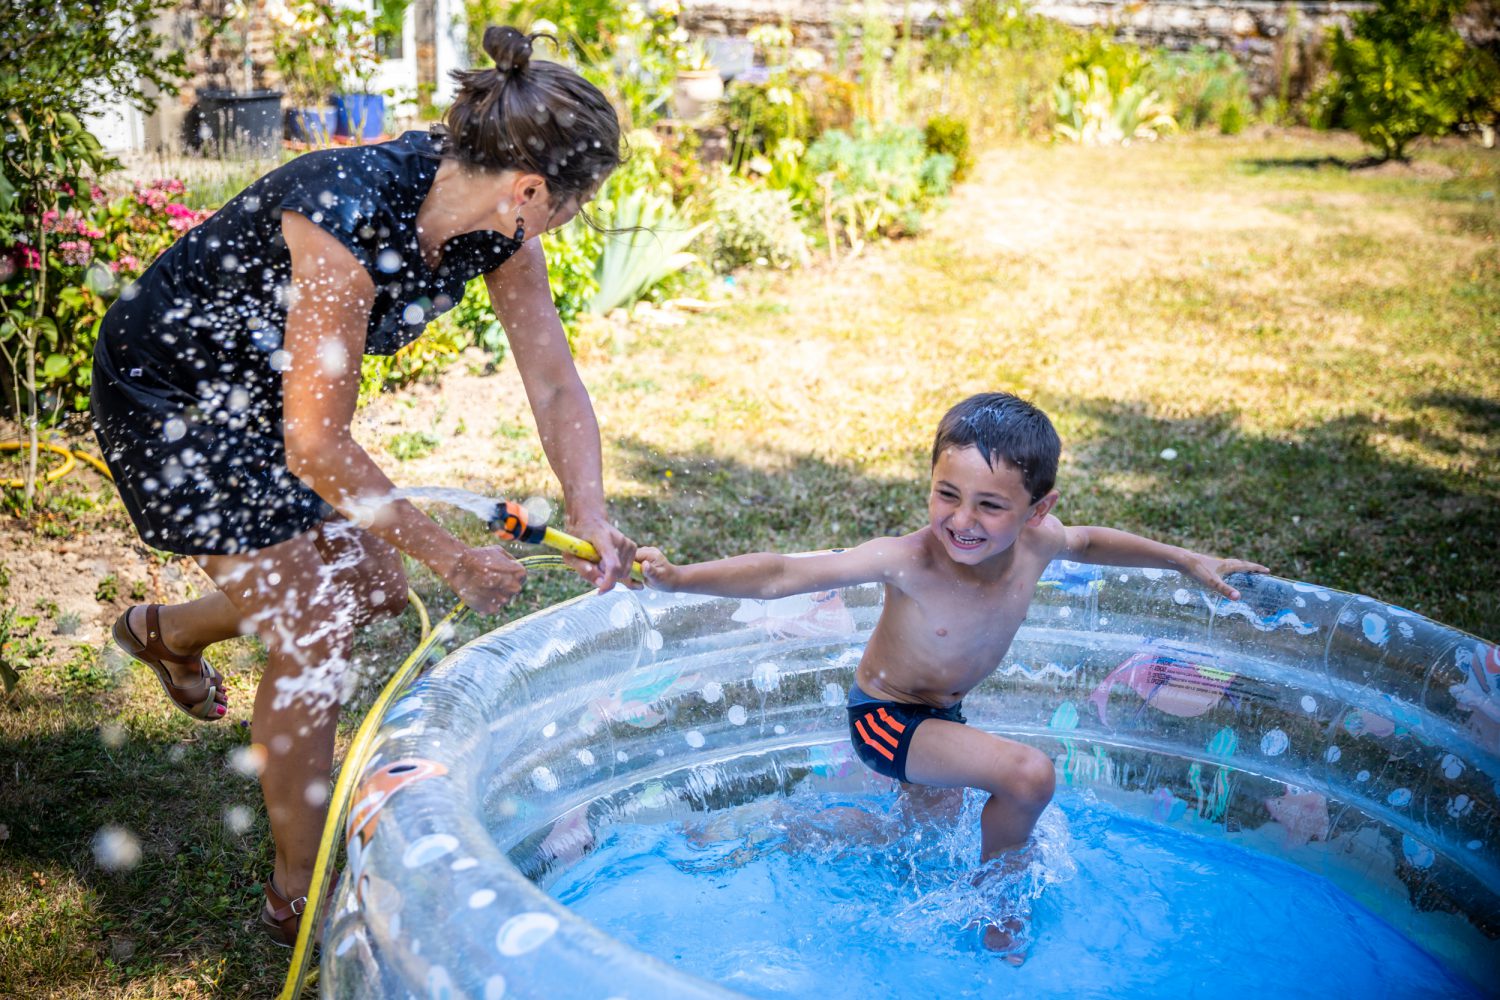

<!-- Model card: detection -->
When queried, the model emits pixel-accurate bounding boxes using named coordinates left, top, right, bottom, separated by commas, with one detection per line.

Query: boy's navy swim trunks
left=846, top=682, right=966, bottom=783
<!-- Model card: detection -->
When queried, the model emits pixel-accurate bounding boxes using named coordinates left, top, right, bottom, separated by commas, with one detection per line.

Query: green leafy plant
left=358, top=314, right=472, bottom=404
left=55, top=609, right=82, bottom=636
left=923, top=114, right=973, bottom=182
left=1314, top=0, right=1500, bottom=160
left=59, top=647, right=112, bottom=692
left=388, top=430, right=441, bottom=461
left=269, top=0, right=346, bottom=106
left=0, top=604, right=48, bottom=693
left=805, top=121, right=955, bottom=252
left=1149, top=49, right=1254, bottom=135
left=588, top=190, right=708, bottom=315
left=95, top=574, right=119, bottom=603
left=1053, top=64, right=1177, bottom=145
left=926, top=0, right=1077, bottom=140
left=542, top=221, right=602, bottom=338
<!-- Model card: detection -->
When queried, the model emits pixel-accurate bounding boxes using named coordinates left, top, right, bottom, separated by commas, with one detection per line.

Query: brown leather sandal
left=261, top=874, right=339, bottom=948
left=112, top=605, right=226, bottom=721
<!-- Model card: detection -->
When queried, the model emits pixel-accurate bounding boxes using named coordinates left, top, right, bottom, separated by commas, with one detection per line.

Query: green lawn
left=1, top=129, right=1496, bottom=998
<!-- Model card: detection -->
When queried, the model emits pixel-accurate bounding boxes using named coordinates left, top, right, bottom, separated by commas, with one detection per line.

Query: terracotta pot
left=672, top=69, right=723, bottom=122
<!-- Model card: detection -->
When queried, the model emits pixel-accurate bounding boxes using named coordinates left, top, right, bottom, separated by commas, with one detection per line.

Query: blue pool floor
left=547, top=788, right=1481, bottom=999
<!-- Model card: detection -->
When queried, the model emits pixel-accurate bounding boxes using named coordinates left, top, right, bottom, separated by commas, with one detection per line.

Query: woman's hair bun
left=483, top=25, right=533, bottom=74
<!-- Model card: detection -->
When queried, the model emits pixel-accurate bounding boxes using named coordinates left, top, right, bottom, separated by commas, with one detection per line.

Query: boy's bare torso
left=855, top=523, right=1058, bottom=708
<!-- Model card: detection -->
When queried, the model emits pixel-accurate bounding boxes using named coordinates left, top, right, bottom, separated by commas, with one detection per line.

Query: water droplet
left=93, top=825, right=142, bottom=871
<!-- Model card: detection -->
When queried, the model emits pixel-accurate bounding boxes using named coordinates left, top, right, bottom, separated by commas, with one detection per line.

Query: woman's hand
left=441, top=545, right=528, bottom=614
left=635, top=546, right=677, bottom=590
left=1178, top=552, right=1270, bottom=602
left=565, top=512, right=637, bottom=592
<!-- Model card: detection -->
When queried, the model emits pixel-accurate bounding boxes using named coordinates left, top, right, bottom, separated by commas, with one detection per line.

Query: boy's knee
left=1013, top=747, right=1056, bottom=808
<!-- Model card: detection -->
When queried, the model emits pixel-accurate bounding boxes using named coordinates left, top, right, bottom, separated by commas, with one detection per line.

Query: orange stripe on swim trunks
left=876, top=707, right=906, bottom=733
left=855, top=718, right=895, bottom=761
left=865, top=712, right=899, bottom=748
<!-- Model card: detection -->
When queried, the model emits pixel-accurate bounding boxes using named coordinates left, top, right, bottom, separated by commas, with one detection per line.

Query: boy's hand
left=1178, top=552, right=1270, bottom=601
left=636, top=546, right=676, bottom=590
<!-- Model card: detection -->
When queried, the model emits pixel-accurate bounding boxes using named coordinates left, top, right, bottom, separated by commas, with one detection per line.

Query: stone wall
left=678, top=0, right=1368, bottom=97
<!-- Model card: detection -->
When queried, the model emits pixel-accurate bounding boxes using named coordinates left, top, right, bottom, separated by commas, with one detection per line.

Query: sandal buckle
left=289, top=895, right=307, bottom=916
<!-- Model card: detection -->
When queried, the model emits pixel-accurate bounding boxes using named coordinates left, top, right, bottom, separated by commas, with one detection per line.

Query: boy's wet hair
left=931, top=392, right=1060, bottom=503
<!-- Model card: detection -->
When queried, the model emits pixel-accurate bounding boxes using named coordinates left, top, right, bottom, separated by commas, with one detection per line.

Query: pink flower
left=164, top=202, right=196, bottom=219
left=20, top=246, right=42, bottom=270
left=91, top=184, right=106, bottom=201
left=58, top=239, right=93, bottom=266
left=41, top=209, right=59, bottom=229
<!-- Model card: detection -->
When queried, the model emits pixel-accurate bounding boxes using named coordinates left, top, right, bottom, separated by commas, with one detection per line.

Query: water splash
left=393, top=485, right=500, bottom=522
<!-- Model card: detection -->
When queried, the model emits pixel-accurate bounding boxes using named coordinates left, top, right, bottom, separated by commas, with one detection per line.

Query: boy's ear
left=1026, top=489, right=1060, bottom=526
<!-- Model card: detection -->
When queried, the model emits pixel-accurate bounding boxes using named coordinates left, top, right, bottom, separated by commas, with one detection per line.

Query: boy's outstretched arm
left=1056, top=522, right=1269, bottom=601
left=637, top=537, right=901, bottom=600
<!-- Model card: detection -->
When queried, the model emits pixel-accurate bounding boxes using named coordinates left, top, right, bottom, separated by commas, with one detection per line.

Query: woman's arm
left=485, top=239, right=634, bottom=590
left=279, top=212, right=524, bottom=614
left=638, top=537, right=902, bottom=600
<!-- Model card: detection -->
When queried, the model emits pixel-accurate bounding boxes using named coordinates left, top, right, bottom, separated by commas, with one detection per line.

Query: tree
left=0, top=0, right=186, bottom=504
left=1317, top=0, right=1500, bottom=161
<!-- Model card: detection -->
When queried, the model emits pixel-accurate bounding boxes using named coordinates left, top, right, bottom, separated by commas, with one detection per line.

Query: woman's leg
left=199, top=521, right=407, bottom=903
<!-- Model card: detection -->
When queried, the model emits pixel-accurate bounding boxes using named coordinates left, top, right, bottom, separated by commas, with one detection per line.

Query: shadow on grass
left=0, top=702, right=286, bottom=998
left=1239, top=155, right=1360, bottom=172
left=606, top=434, right=929, bottom=562
left=1050, top=393, right=1498, bottom=637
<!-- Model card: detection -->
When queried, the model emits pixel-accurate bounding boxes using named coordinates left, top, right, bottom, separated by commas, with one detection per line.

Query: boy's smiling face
left=928, top=445, right=1056, bottom=566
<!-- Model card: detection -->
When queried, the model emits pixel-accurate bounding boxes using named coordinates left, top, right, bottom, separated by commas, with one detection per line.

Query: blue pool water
left=547, top=789, right=1480, bottom=999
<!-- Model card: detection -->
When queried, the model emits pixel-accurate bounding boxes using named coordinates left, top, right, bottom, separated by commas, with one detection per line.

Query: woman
left=90, top=27, right=636, bottom=944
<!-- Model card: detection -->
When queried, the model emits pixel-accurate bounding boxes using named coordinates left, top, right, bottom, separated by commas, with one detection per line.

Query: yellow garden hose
left=278, top=552, right=572, bottom=1000
left=0, top=440, right=112, bottom=488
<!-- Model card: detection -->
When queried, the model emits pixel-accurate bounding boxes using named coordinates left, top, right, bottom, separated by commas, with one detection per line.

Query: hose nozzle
left=487, top=500, right=548, bottom=545
left=488, top=499, right=643, bottom=578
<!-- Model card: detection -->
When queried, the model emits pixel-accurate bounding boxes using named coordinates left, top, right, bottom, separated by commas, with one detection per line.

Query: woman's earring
left=514, top=216, right=526, bottom=242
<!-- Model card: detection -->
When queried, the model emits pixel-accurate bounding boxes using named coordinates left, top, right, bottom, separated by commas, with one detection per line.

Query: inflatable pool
left=320, top=563, right=1499, bottom=997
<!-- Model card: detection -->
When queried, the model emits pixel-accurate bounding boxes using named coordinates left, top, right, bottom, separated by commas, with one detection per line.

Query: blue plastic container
left=333, top=93, right=385, bottom=141
left=285, top=106, right=336, bottom=144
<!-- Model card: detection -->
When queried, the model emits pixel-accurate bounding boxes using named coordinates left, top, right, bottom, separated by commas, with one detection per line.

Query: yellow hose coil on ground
left=0, top=440, right=113, bottom=488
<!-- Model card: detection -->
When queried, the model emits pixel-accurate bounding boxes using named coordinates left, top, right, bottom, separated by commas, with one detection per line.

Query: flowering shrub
left=705, top=177, right=809, bottom=273
left=0, top=179, right=213, bottom=415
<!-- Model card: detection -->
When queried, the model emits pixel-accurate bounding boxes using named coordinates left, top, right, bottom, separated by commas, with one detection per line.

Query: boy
left=636, top=392, right=1267, bottom=962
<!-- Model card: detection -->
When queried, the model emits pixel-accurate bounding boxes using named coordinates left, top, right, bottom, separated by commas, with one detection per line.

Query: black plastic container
left=193, top=89, right=284, bottom=158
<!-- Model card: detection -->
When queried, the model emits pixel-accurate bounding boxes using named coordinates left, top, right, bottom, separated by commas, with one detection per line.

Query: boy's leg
left=902, top=720, right=1055, bottom=859
left=902, top=720, right=1056, bottom=961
